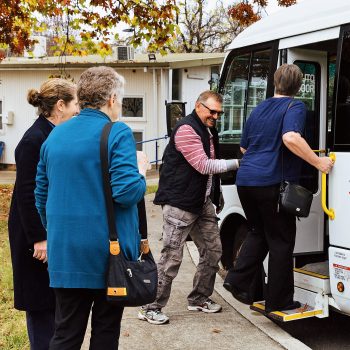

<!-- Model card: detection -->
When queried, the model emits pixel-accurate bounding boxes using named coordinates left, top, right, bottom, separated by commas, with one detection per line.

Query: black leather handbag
left=100, top=122, right=158, bottom=307
left=279, top=181, right=313, bottom=218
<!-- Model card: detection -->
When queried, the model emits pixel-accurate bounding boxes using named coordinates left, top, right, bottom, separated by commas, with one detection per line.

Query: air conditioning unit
left=24, top=36, right=47, bottom=58
left=114, top=46, right=134, bottom=61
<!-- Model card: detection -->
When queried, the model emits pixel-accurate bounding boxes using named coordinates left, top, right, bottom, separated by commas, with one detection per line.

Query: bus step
left=250, top=301, right=324, bottom=322
left=294, top=266, right=330, bottom=294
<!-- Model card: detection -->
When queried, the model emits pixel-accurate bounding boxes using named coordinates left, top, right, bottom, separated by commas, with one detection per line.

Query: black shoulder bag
left=279, top=102, right=313, bottom=218
left=100, top=122, right=158, bottom=306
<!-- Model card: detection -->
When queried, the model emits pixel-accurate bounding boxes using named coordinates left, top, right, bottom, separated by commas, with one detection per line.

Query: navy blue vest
left=154, top=110, right=220, bottom=214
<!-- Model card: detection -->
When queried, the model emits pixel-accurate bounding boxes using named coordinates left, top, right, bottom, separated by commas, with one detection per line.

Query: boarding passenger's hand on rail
left=316, top=156, right=334, bottom=174
left=137, top=151, right=151, bottom=177
left=33, top=240, right=48, bottom=263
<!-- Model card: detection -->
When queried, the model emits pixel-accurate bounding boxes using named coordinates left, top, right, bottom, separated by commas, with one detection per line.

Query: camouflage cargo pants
left=147, top=198, right=222, bottom=310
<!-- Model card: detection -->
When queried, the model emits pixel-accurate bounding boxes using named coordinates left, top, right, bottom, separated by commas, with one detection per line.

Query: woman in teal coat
left=35, top=66, right=148, bottom=350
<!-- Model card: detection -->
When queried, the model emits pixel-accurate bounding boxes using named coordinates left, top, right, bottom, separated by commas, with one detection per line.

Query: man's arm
left=175, top=125, right=238, bottom=174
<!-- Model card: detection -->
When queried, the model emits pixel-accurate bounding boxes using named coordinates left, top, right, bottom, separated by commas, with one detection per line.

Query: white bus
left=217, top=0, right=350, bottom=321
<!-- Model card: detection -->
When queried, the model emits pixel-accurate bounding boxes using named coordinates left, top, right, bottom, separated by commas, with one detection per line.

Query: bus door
left=287, top=49, right=327, bottom=254
left=328, top=25, right=350, bottom=315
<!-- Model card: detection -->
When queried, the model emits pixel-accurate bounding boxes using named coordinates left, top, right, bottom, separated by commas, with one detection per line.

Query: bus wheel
left=232, top=221, right=248, bottom=268
left=220, top=216, right=248, bottom=270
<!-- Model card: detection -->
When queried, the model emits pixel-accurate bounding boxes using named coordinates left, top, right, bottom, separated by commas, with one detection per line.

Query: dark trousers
left=26, top=309, right=55, bottom=350
left=50, top=288, right=124, bottom=350
left=225, top=185, right=296, bottom=311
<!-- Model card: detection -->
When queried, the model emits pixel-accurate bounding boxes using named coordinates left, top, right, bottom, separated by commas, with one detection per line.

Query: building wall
left=0, top=64, right=215, bottom=166
left=0, top=68, right=161, bottom=164
left=180, top=66, right=212, bottom=113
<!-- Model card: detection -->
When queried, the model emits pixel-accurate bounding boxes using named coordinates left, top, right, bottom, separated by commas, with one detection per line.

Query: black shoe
left=281, top=301, right=301, bottom=311
left=266, top=301, right=301, bottom=313
left=223, top=282, right=251, bottom=305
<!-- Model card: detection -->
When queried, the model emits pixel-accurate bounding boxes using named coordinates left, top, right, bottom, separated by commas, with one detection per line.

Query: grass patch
left=0, top=184, right=29, bottom=350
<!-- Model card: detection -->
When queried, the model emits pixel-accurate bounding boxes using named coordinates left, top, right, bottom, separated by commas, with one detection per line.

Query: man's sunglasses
left=200, top=102, right=224, bottom=117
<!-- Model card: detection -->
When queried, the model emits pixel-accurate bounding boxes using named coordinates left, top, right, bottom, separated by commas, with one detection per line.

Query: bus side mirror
left=165, top=101, right=187, bottom=137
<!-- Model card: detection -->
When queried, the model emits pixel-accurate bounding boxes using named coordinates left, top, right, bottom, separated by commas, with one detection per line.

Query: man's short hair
left=274, top=64, right=303, bottom=96
left=196, top=90, right=223, bottom=104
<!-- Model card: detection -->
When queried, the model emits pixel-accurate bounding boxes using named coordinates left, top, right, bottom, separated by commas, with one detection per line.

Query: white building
left=0, top=52, right=225, bottom=165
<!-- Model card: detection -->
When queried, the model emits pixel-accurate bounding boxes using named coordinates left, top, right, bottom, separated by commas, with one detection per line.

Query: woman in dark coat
left=8, top=78, right=78, bottom=350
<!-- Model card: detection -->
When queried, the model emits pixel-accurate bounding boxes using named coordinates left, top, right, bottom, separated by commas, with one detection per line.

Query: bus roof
left=228, top=0, right=350, bottom=50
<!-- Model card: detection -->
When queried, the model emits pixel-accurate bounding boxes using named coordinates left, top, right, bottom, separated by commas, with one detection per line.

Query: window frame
left=132, top=130, right=144, bottom=151
left=331, top=24, right=350, bottom=150
left=120, top=95, right=146, bottom=121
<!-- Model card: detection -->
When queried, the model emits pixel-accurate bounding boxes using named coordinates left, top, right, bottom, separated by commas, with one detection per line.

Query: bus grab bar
left=321, top=152, right=336, bottom=220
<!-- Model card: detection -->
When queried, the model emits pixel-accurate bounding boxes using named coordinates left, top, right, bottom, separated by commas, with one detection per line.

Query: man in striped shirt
left=138, top=91, right=239, bottom=325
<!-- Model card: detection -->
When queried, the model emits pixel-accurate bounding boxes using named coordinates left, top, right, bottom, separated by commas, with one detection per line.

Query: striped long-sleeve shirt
left=174, top=124, right=230, bottom=198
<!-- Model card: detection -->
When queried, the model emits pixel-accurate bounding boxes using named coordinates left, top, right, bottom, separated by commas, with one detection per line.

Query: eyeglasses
left=200, top=102, right=224, bottom=117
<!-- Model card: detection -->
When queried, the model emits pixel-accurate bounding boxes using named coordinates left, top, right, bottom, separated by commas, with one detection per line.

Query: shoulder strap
left=100, top=122, right=148, bottom=241
left=100, top=122, right=118, bottom=242
left=281, top=99, right=294, bottom=181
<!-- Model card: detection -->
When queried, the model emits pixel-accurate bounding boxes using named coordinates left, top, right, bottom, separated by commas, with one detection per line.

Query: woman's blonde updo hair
left=27, top=78, right=76, bottom=118
left=77, top=66, right=125, bottom=109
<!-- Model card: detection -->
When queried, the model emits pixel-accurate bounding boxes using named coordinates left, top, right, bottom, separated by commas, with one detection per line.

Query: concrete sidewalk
left=83, top=194, right=310, bottom=350
left=0, top=170, right=309, bottom=349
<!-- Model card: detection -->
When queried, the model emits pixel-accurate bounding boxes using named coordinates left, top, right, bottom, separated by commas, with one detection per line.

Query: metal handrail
left=136, top=135, right=168, bottom=169
left=321, top=152, right=336, bottom=220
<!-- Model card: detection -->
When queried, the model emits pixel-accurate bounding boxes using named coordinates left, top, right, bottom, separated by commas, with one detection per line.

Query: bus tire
left=220, top=216, right=248, bottom=270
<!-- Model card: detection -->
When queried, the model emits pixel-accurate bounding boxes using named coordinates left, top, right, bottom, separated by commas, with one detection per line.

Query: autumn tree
left=229, top=0, right=297, bottom=27
left=170, top=0, right=243, bottom=53
left=0, top=0, right=178, bottom=57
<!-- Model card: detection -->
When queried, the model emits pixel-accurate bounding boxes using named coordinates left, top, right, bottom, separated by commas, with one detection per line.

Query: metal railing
left=136, top=135, right=168, bottom=170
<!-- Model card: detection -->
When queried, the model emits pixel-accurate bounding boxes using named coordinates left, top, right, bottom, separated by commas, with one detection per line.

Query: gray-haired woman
left=35, top=66, right=149, bottom=349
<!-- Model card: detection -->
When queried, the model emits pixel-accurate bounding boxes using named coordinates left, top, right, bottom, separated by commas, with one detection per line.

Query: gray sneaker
left=138, top=307, right=169, bottom=325
left=187, top=298, right=222, bottom=313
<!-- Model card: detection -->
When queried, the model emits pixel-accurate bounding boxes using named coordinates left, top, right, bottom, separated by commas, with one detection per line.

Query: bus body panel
left=329, top=246, right=350, bottom=314
left=328, top=153, right=350, bottom=248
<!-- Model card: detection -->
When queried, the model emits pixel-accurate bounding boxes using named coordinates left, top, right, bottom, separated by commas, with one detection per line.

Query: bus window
left=219, top=53, right=250, bottom=144
left=334, top=29, right=350, bottom=147
left=246, top=49, right=271, bottom=118
left=294, top=61, right=320, bottom=193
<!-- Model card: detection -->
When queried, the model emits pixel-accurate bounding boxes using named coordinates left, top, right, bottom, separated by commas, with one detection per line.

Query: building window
left=122, top=97, right=143, bottom=118
left=133, top=131, right=143, bottom=151
left=172, top=69, right=181, bottom=100
left=0, top=100, right=2, bottom=129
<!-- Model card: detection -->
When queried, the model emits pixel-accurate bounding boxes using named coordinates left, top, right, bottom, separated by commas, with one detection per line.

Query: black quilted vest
left=154, top=110, right=220, bottom=214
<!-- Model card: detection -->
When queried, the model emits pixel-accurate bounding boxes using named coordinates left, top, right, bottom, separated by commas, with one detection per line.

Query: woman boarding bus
left=217, top=0, right=350, bottom=321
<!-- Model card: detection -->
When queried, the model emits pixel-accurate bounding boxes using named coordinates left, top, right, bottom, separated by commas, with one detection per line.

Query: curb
left=186, top=241, right=312, bottom=350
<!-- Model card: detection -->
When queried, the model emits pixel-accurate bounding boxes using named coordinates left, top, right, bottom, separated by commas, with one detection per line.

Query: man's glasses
left=200, top=102, right=224, bottom=117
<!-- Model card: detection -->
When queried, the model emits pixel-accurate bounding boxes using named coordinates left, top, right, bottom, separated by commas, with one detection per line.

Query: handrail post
left=321, top=152, right=336, bottom=220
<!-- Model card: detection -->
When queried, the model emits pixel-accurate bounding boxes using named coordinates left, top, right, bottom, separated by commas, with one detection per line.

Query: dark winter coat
left=8, top=115, right=55, bottom=311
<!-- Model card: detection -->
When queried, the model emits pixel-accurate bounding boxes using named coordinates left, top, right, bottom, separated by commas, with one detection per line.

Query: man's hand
left=33, top=240, right=48, bottom=263
left=216, top=192, right=225, bottom=215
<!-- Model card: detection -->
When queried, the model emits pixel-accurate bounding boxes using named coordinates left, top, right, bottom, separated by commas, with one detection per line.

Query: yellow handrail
left=321, top=152, right=336, bottom=220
